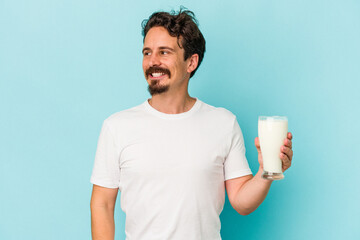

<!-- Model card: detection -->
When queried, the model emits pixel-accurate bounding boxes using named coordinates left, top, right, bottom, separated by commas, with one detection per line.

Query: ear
left=187, top=54, right=199, bottom=74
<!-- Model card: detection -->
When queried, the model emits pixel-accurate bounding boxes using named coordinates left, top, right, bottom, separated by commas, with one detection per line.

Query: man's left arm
left=225, top=132, right=293, bottom=215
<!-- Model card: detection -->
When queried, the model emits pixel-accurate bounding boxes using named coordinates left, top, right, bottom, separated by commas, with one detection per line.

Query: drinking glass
left=258, top=116, right=288, bottom=180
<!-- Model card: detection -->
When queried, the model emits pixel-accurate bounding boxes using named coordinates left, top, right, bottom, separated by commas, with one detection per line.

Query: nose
left=149, top=53, right=161, bottom=66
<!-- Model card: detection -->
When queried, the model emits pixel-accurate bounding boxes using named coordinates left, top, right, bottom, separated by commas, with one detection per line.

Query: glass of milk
left=258, top=116, right=288, bottom=180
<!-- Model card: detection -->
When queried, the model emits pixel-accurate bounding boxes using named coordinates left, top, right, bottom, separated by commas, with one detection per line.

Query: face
left=142, top=27, right=194, bottom=96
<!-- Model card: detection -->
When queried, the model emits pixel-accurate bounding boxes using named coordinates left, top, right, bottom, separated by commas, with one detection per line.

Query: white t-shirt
left=90, top=98, right=252, bottom=240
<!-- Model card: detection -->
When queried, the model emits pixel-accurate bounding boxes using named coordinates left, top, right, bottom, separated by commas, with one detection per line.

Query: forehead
left=143, top=26, right=180, bottom=49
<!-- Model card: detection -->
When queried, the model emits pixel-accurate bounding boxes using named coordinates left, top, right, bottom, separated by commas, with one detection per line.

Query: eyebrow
left=142, top=46, right=175, bottom=54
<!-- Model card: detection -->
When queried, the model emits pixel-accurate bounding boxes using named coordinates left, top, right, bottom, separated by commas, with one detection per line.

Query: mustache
left=145, top=67, right=171, bottom=78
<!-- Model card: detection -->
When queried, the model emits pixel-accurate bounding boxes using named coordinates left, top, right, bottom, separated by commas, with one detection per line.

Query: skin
left=225, top=133, right=293, bottom=215
left=141, top=26, right=199, bottom=114
left=90, top=185, right=117, bottom=240
left=90, top=26, right=294, bottom=239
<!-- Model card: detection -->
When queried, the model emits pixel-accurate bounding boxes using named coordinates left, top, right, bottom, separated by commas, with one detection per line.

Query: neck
left=148, top=91, right=196, bottom=114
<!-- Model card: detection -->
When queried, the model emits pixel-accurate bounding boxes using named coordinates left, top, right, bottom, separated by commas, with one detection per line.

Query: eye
left=160, top=51, right=169, bottom=55
left=143, top=51, right=151, bottom=56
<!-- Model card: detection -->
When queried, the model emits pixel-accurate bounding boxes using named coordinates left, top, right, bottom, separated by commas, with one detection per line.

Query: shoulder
left=197, top=100, right=238, bottom=134
left=199, top=100, right=237, bottom=122
left=103, top=102, right=147, bottom=128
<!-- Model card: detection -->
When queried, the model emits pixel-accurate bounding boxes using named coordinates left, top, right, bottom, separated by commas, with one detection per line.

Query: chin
left=147, top=84, right=170, bottom=95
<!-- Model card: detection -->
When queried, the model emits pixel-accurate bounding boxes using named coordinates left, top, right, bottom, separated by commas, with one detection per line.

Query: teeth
left=152, top=72, right=165, bottom=77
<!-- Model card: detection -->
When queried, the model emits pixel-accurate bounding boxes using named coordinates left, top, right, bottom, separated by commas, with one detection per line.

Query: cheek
left=142, top=61, right=149, bottom=79
left=142, top=59, right=147, bottom=70
left=175, top=62, right=188, bottom=74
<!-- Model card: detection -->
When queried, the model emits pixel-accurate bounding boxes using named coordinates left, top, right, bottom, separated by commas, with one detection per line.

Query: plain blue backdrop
left=1, top=0, right=359, bottom=239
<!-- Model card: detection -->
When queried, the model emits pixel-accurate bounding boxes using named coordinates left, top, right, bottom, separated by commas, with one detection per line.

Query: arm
left=225, top=169, right=272, bottom=215
left=226, top=132, right=293, bottom=215
left=90, top=184, right=119, bottom=240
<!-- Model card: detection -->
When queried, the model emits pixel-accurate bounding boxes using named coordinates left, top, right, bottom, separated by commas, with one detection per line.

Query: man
left=90, top=9, right=293, bottom=240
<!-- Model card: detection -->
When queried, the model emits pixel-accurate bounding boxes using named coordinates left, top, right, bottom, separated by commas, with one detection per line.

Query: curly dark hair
left=141, top=8, right=206, bottom=78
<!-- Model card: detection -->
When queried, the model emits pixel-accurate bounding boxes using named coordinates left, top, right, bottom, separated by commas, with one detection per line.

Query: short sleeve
left=90, top=120, right=121, bottom=188
left=224, top=118, right=252, bottom=180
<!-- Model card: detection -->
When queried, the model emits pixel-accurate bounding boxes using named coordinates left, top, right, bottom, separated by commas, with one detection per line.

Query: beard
left=145, top=66, right=171, bottom=96
left=147, top=80, right=169, bottom=95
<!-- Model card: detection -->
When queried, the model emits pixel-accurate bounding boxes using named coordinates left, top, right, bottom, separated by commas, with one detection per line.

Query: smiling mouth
left=150, top=72, right=166, bottom=79
left=146, top=67, right=171, bottom=80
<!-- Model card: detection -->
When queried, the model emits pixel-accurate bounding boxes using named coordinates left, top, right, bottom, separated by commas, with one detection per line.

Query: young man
left=90, top=9, right=293, bottom=240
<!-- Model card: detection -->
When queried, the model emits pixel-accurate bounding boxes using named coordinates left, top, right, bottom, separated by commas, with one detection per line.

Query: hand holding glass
left=258, top=116, right=288, bottom=180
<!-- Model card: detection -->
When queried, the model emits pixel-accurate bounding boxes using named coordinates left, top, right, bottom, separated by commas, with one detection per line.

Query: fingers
left=254, top=137, right=261, bottom=152
left=284, top=132, right=293, bottom=148
left=284, top=138, right=292, bottom=148
left=280, top=145, right=293, bottom=171
left=255, top=137, right=261, bottom=153
left=280, top=152, right=291, bottom=171
left=287, top=132, right=293, bottom=140
left=281, top=145, right=293, bottom=159
left=254, top=137, right=260, bottom=147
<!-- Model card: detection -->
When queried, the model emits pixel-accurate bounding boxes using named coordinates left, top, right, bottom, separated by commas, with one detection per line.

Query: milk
left=258, top=116, right=288, bottom=175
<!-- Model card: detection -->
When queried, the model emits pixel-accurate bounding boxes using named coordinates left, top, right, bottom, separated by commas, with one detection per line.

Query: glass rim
left=258, top=116, right=288, bottom=121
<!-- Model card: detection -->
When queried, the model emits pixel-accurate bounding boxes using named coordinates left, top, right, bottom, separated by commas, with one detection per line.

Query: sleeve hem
left=225, top=169, right=253, bottom=181
left=90, top=178, right=119, bottom=189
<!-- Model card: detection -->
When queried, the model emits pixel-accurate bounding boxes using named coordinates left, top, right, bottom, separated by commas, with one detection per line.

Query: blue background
left=1, top=0, right=359, bottom=239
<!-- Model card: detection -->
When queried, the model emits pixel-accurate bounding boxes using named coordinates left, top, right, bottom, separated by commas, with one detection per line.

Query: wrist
left=256, top=167, right=273, bottom=184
